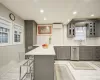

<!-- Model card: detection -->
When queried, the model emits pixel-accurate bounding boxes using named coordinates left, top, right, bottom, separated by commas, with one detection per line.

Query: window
left=0, top=16, right=12, bottom=46
left=13, top=23, right=23, bottom=44
left=0, top=16, right=23, bottom=46
left=74, top=27, right=86, bottom=40
left=14, top=30, right=21, bottom=42
left=0, top=27, right=9, bottom=43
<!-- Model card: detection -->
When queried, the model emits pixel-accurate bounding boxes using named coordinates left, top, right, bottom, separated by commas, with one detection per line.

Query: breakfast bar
left=25, top=45, right=55, bottom=80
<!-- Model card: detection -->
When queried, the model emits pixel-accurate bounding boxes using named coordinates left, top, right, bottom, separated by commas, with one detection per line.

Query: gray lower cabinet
left=54, top=46, right=100, bottom=61
left=93, top=46, right=100, bottom=60
left=79, top=46, right=93, bottom=60
left=54, top=46, right=70, bottom=60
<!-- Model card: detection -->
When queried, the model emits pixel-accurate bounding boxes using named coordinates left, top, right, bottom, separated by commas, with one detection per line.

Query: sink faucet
left=79, top=40, right=82, bottom=46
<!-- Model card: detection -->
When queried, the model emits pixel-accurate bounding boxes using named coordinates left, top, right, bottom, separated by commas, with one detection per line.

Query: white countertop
left=26, top=45, right=55, bottom=56
left=33, top=44, right=100, bottom=46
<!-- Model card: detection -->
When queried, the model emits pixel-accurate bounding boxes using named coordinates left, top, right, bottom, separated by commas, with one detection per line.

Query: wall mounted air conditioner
left=53, top=23, right=62, bottom=29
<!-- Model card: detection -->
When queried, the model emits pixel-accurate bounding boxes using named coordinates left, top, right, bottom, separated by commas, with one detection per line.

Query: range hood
left=74, top=22, right=87, bottom=27
left=70, top=18, right=99, bottom=27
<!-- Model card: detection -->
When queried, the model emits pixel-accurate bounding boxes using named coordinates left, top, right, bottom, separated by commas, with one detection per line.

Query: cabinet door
left=86, top=21, right=96, bottom=37
left=95, top=47, right=100, bottom=60
left=56, top=46, right=64, bottom=60
left=55, top=46, right=71, bottom=60
left=93, top=46, right=100, bottom=60
left=79, top=46, right=93, bottom=60
left=96, top=21, right=100, bottom=37
left=63, top=46, right=71, bottom=60
left=54, top=46, right=57, bottom=60
left=67, top=23, right=75, bottom=38
left=25, top=20, right=33, bottom=52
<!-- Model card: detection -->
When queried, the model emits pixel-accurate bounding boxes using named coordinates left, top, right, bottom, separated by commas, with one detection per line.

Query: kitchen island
left=25, top=45, right=55, bottom=80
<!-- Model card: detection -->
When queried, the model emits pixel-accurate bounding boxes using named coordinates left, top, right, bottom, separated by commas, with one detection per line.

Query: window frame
left=0, top=16, right=12, bottom=46
left=13, top=23, right=23, bottom=45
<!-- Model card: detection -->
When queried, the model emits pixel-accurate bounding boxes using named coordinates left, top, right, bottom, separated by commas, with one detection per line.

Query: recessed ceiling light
left=44, top=17, right=47, bottom=20
left=40, top=9, right=44, bottom=13
left=68, top=19, right=70, bottom=22
left=73, top=11, right=77, bottom=15
left=91, top=14, right=94, bottom=17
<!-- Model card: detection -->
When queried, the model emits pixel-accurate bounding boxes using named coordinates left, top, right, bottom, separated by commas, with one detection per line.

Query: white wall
left=37, top=35, right=50, bottom=45
left=37, top=24, right=64, bottom=46
left=51, top=27, right=63, bottom=46
left=0, top=3, right=25, bottom=68
left=37, top=24, right=100, bottom=46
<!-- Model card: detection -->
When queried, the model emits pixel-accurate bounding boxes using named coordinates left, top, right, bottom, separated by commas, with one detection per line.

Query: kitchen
left=0, top=0, right=100, bottom=80
left=25, top=19, right=100, bottom=80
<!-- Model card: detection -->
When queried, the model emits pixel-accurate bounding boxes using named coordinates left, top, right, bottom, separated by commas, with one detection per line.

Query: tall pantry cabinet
left=24, top=20, right=37, bottom=52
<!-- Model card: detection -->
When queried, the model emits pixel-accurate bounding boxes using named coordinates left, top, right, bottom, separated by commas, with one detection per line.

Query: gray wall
left=0, top=3, right=25, bottom=68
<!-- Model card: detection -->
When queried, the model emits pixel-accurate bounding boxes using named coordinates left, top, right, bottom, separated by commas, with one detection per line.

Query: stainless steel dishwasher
left=71, top=46, right=79, bottom=60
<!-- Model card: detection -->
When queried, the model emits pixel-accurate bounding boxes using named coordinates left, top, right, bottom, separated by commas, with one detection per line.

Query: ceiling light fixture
left=91, top=14, right=94, bottom=17
left=73, top=11, right=77, bottom=15
left=40, top=9, right=44, bottom=13
left=44, top=17, right=47, bottom=20
left=68, top=19, right=70, bottom=22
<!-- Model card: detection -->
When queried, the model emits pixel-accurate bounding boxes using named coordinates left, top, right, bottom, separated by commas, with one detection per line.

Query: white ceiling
left=1, top=0, right=100, bottom=24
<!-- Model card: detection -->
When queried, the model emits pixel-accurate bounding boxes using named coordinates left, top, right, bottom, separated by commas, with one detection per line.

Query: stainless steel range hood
left=74, top=22, right=87, bottom=27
